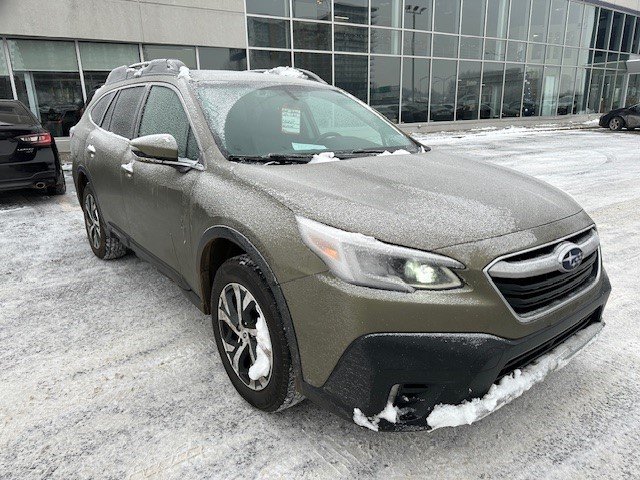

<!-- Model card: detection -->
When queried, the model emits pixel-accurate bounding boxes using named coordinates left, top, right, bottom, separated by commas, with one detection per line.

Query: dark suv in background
left=0, top=99, right=66, bottom=194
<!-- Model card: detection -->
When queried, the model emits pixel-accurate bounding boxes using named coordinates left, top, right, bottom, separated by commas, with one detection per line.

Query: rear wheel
left=211, top=254, right=301, bottom=412
left=82, top=183, right=127, bottom=260
left=47, top=169, right=66, bottom=195
left=609, top=116, right=624, bottom=131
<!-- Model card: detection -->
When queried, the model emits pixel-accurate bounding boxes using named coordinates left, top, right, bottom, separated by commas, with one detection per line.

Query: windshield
left=195, top=82, right=418, bottom=161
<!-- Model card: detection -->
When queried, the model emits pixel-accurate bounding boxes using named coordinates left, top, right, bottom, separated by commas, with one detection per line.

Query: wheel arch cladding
left=198, top=225, right=303, bottom=380
left=76, top=167, right=90, bottom=203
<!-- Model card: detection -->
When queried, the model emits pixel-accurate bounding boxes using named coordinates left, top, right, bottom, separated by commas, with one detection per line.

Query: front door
left=121, top=84, right=201, bottom=277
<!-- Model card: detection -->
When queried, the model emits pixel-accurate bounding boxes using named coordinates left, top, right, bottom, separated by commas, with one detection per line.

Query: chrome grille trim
left=484, top=226, right=602, bottom=323
left=489, top=229, right=599, bottom=279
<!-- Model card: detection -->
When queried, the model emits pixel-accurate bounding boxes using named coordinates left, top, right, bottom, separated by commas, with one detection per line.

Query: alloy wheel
left=217, top=283, right=273, bottom=391
left=84, top=193, right=101, bottom=250
left=609, top=118, right=622, bottom=130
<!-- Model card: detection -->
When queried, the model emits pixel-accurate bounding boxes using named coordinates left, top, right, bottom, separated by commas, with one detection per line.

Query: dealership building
left=1, top=0, right=640, bottom=140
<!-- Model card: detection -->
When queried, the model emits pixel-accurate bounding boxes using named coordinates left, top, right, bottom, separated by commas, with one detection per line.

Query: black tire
left=81, top=183, right=127, bottom=260
left=47, top=169, right=66, bottom=195
left=211, top=254, right=302, bottom=412
left=609, top=116, right=624, bottom=131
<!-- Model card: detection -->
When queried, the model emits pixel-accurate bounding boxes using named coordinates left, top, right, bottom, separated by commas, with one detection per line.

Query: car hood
left=232, top=151, right=583, bottom=251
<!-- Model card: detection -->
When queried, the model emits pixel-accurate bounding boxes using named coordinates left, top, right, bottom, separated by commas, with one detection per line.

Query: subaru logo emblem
left=557, top=243, right=583, bottom=272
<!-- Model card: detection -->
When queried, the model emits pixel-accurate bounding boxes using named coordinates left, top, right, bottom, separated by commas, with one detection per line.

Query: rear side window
left=90, top=91, right=115, bottom=126
left=138, top=86, right=198, bottom=160
left=0, top=102, right=37, bottom=126
left=108, top=86, right=145, bottom=139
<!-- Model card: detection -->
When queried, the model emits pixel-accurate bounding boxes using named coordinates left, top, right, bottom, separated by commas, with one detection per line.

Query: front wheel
left=609, top=116, right=624, bottom=131
left=211, top=254, right=301, bottom=412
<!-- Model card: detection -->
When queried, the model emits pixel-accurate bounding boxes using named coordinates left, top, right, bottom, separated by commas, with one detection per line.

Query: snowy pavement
left=1, top=127, right=640, bottom=479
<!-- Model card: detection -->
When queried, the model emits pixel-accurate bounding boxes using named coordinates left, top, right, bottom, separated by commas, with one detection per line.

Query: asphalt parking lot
left=1, top=127, right=639, bottom=479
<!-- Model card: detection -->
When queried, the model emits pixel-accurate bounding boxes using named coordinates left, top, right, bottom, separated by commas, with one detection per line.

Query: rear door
left=625, top=104, right=640, bottom=128
left=85, top=86, right=146, bottom=234
left=121, top=84, right=201, bottom=276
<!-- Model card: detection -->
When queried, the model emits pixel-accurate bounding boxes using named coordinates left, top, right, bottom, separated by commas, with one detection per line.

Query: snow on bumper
left=426, top=322, right=604, bottom=430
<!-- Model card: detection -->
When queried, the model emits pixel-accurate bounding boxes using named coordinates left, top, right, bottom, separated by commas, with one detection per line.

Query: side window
left=100, top=91, right=118, bottom=130
left=138, top=86, right=198, bottom=160
left=90, top=91, right=115, bottom=125
left=108, top=86, right=146, bottom=139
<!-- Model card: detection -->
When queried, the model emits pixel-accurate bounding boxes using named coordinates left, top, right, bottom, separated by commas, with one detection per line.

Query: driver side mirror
left=130, top=134, right=179, bottom=162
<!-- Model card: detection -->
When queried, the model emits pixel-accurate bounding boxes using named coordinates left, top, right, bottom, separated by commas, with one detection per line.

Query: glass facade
left=1, top=0, right=639, bottom=139
left=246, top=0, right=640, bottom=123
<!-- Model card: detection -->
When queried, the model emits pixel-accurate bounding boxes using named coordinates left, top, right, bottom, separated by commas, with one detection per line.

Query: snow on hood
left=427, top=322, right=604, bottom=430
left=232, top=151, right=583, bottom=251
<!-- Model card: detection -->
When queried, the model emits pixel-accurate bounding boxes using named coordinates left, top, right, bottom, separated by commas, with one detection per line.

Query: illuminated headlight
left=296, top=217, right=465, bottom=292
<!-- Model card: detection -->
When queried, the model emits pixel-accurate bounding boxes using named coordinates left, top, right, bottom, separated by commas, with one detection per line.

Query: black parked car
left=0, top=100, right=65, bottom=194
left=599, top=103, right=640, bottom=131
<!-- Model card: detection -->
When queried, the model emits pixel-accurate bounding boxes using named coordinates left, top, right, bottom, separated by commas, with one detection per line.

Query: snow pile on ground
left=309, top=152, right=339, bottom=163
left=248, top=315, right=272, bottom=381
left=177, top=66, right=191, bottom=80
left=427, top=322, right=604, bottom=430
left=353, top=402, right=401, bottom=432
left=264, top=66, right=307, bottom=79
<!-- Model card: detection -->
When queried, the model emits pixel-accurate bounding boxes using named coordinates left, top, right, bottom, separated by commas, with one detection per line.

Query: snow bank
left=353, top=402, right=401, bottom=432
left=264, top=66, right=308, bottom=79
left=427, top=322, right=604, bottom=431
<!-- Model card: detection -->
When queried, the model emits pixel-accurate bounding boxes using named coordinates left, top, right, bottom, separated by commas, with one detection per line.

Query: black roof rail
left=104, top=59, right=187, bottom=85
left=251, top=67, right=328, bottom=84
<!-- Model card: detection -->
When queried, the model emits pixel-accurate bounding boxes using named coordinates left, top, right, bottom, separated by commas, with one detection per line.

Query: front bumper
left=298, top=271, right=610, bottom=431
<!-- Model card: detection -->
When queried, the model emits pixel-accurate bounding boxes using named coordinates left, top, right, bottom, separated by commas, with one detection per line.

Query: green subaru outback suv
left=71, top=60, right=610, bottom=431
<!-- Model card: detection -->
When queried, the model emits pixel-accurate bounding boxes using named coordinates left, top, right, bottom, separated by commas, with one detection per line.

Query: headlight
left=296, top=217, right=465, bottom=292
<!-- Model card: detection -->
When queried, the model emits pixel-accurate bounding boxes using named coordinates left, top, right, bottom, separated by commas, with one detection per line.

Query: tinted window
left=0, top=102, right=36, bottom=125
left=90, top=91, right=115, bottom=125
left=138, top=86, right=198, bottom=160
left=293, top=21, right=331, bottom=50
left=334, top=0, right=368, bottom=24
left=248, top=18, right=291, bottom=49
left=108, top=86, right=145, bottom=138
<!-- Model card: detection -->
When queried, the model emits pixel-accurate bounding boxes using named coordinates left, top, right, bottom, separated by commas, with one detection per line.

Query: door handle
left=121, top=162, right=134, bottom=175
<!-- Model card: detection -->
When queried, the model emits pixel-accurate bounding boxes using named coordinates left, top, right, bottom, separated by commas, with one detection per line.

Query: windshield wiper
left=228, top=153, right=312, bottom=164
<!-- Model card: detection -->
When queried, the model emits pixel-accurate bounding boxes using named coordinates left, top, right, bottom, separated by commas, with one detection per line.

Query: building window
left=502, top=64, right=525, bottom=117
left=484, top=39, right=506, bottom=61
left=142, top=44, right=196, bottom=68
left=248, top=17, right=291, bottom=49
left=246, top=0, right=289, bottom=17
left=433, top=34, right=459, bottom=58
left=508, top=0, right=530, bottom=41
left=626, top=74, right=640, bottom=105
left=370, top=28, right=401, bottom=55
left=335, top=54, right=368, bottom=102
left=403, top=31, right=431, bottom=56
left=524, top=65, right=544, bottom=116
left=294, top=52, right=332, bottom=83
left=404, top=1, right=433, bottom=31
left=199, top=47, right=247, bottom=71
left=293, top=0, right=331, bottom=21
left=369, top=56, right=401, bottom=122
left=335, top=25, right=369, bottom=53
left=433, top=0, right=460, bottom=34
left=529, top=0, right=551, bottom=43
left=460, top=37, right=483, bottom=60
left=371, top=0, right=402, bottom=28
left=540, top=66, right=561, bottom=115
left=79, top=42, right=140, bottom=100
left=401, top=57, right=430, bottom=123
left=249, top=50, right=291, bottom=69
left=430, top=58, right=457, bottom=121
left=620, top=15, right=635, bottom=53
left=457, top=60, right=482, bottom=120
left=461, top=0, right=485, bottom=37
left=486, top=0, right=509, bottom=39
left=334, top=0, right=368, bottom=24
left=596, top=9, right=612, bottom=50
left=547, top=0, right=568, bottom=45
left=293, top=21, right=332, bottom=50
left=0, top=43, right=12, bottom=99
left=481, top=62, right=504, bottom=119
left=7, top=39, right=83, bottom=136
left=565, top=2, right=584, bottom=47
left=557, top=67, right=576, bottom=115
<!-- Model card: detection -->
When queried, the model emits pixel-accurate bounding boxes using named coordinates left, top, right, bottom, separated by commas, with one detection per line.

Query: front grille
left=493, top=251, right=599, bottom=315
left=487, top=228, right=600, bottom=318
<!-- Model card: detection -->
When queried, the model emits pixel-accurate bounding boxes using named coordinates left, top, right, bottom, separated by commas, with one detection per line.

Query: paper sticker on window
left=281, top=107, right=301, bottom=134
